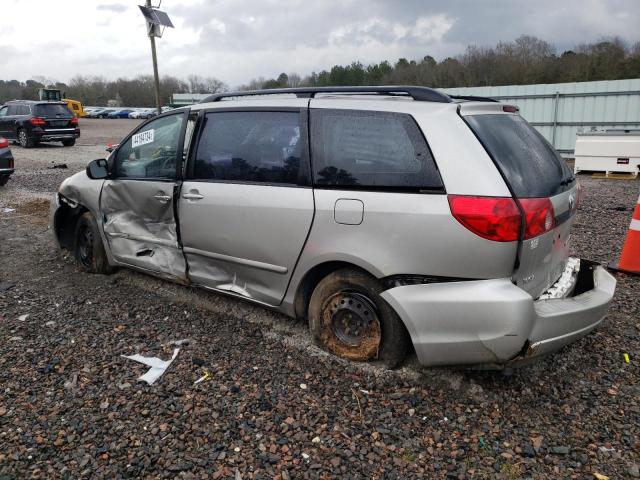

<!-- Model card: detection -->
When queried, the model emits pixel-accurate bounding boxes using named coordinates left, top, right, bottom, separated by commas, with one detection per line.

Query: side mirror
left=86, top=158, right=109, bottom=180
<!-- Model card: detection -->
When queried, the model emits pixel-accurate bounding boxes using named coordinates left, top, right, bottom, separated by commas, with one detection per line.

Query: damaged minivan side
left=51, top=86, right=616, bottom=369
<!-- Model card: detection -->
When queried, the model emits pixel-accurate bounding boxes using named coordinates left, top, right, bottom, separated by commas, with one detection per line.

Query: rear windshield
left=465, top=114, right=574, bottom=198
left=34, top=104, right=72, bottom=117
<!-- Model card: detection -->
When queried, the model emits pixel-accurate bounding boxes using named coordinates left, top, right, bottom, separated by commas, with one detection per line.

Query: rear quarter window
left=310, top=109, right=443, bottom=190
left=465, top=114, right=574, bottom=198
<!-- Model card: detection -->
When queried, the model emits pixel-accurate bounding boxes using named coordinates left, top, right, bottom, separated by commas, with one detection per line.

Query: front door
left=100, top=110, right=189, bottom=280
left=178, top=106, right=315, bottom=305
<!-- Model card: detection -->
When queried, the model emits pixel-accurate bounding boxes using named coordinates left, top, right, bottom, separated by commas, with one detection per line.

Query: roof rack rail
left=200, top=86, right=452, bottom=104
left=448, top=95, right=499, bottom=103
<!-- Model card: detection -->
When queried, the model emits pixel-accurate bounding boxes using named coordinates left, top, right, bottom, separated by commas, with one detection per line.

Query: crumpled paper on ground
left=121, top=348, right=180, bottom=385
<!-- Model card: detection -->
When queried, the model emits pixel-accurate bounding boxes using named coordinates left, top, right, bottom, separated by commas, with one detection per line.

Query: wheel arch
left=53, top=199, right=90, bottom=250
left=292, top=260, right=381, bottom=321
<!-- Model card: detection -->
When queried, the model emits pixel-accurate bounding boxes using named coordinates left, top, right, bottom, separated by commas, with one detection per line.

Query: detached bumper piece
left=380, top=258, right=616, bottom=368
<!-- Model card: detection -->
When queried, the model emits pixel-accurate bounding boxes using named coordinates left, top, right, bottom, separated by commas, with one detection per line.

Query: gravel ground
left=0, top=134, right=639, bottom=479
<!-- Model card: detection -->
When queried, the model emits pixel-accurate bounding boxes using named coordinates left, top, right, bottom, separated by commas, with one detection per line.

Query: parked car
left=51, top=86, right=616, bottom=369
left=141, top=109, right=158, bottom=119
left=107, top=109, right=135, bottom=119
left=94, top=109, right=116, bottom=118
left=0, top=100, right=80, bottom=148
left=129, top=109, right=157, bottom=120
left=0, top=137, right=14, bottom=186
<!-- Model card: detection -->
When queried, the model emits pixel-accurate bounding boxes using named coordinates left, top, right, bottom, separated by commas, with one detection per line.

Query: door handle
left=182, top=192, right=204, bottom=200
left=154, top=193, right=171, bottom=203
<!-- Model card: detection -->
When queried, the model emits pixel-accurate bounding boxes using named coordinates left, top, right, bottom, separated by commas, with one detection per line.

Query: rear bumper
left=33, top=128, right=80, bottom=141
left=380, top=260, right=616, bottom=367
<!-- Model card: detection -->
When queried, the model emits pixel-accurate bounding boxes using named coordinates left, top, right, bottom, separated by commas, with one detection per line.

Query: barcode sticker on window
left=132, top=129, right=154, bottom=148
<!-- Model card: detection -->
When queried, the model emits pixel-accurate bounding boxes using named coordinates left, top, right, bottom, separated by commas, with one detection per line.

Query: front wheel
left=74, top=212, right=112, bottom=274
left=308, top=268, right=411, bottom=369
left=62, top=139, right=76, bottom=147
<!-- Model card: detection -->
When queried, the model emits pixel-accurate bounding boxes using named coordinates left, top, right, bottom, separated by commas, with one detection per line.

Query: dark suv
left=0, top=100, right=80, bottom=148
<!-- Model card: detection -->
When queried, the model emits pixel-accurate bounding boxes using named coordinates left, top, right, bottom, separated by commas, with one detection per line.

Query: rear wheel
left=18, top=129, right=34, bottom=148
left=62, top=139, right=76, bottom=147
left=308, top=268, right=411, bottom=368
left=74, top=212, right=112, bottom=274
left=0, top=175, right=9, bottom=186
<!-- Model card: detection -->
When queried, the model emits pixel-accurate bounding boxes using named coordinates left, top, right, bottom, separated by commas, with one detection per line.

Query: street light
left=138, top=2, right=174, bottom=114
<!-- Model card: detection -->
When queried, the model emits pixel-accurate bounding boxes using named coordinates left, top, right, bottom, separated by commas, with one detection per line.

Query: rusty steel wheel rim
left=321, top=291, right=381, bottom=360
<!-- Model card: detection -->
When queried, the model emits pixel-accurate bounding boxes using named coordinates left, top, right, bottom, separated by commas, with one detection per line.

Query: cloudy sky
left=1, top=0, right=639, bottom=87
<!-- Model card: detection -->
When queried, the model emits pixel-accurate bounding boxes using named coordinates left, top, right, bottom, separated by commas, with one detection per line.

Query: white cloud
left=0, top=0, right=638, bottom=87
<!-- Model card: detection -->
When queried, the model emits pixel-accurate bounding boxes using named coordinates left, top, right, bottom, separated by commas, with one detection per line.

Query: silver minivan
left=51, top=86, right=616, bottom=368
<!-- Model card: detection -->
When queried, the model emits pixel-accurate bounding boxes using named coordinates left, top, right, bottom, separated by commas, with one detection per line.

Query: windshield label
left=132, top=129, right=154, bottom=148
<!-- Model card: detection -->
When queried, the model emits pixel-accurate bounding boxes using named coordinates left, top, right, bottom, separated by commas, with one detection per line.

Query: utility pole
left=139, top=1, right=173, bottom=114
left=146, top=0, right=162, bottom=115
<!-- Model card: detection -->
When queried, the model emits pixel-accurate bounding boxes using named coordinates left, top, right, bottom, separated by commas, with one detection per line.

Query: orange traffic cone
left=609, top=192, right=640, bottom=275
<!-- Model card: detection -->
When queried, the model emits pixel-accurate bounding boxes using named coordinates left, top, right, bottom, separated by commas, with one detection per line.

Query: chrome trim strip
left=183, top=246, right=288, bottom=274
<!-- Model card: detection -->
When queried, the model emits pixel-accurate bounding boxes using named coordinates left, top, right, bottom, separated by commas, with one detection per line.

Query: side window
left=115, top=113, right=184, bottom=179
left=19, top=105, right=30, bottom=115
left=310, top=109, right=443, bottom=190
left=6, top=105, right=18, bottom=116
left=0, top=107, right=7, bottom=117
left=192, top=111, right=305, bottom=185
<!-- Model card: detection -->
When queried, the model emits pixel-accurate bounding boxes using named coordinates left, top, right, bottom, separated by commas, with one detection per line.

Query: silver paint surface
left=100, top=179, right=186, bottom=279
left=177, top=182, right=314, bottom=305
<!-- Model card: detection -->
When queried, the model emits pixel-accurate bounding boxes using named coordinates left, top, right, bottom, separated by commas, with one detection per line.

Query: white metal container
left=574, top=131, right=640, bottom=175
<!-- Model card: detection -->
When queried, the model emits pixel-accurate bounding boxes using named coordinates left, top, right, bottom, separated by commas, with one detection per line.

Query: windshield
left=34, top=104, right=72, bottom=117
left=465, top=114, right=574, bottom=198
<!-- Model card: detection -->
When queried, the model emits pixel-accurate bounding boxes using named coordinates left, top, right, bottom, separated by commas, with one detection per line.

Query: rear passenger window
left=310, top=109, right=443, bottom=190
left=193, top=111, right=306, bottom=185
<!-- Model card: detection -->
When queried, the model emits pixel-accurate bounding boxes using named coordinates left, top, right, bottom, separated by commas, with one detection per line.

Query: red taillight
left=30, top=117, right=46, bottom=126
left=70, top=116, right=78, bottom=125
left=503, top=105, right=519, bottom=113
left=519, top=198, right=556, bottom=239
left=449, top=195, right=556, bottom=242
left=448, top=195, right=521, bottom=242
left=8, top=157, right=13, bottom=169
left=0, top=137, right=8, bottom=148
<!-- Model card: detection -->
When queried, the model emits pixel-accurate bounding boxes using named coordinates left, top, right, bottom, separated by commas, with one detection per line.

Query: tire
left=62, top=139, right=76, bottom=147
left=308, top=268, right=411, bottom=369
left=74, top=212, right=112, bottom=274
left=0, top=175, right=8, bottom=186
left=18, top=128, right=34, bottom=148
